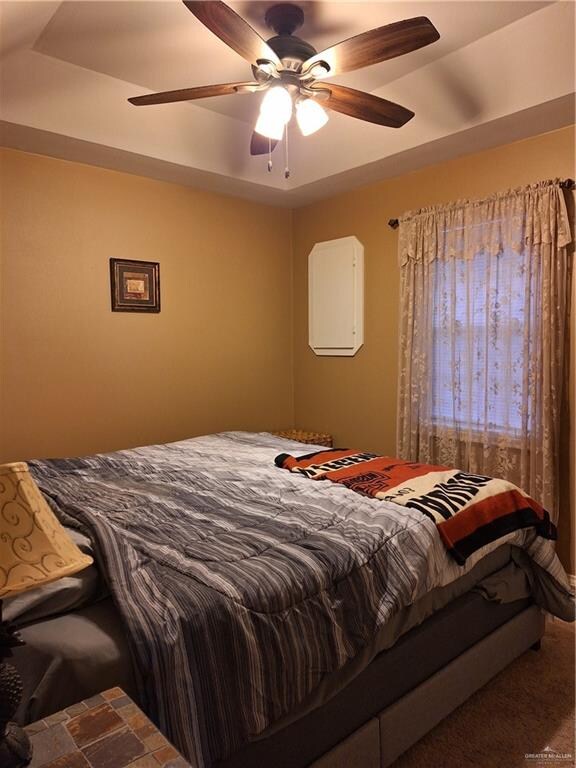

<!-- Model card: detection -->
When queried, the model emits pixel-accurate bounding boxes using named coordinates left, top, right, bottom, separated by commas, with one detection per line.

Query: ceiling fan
left=128, top=1, right=440, bottom=156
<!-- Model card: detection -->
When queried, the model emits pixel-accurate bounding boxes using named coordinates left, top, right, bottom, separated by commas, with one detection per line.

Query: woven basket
left=272, top=430, right=333, bottom=448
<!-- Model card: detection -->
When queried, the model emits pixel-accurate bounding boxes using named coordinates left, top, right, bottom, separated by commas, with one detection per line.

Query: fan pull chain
left=267, top=137, right=272, bottom=173
left=284, top=125, right=290, bottom=179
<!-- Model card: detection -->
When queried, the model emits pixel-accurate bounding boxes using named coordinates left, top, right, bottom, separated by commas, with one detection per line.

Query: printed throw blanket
left=274, top=449, right=556, bottom=564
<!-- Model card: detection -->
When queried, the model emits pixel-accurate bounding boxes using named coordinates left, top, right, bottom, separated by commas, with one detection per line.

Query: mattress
left=14, top=544, right=520, bottom=725
left=13, top=599, right=138, bottom=723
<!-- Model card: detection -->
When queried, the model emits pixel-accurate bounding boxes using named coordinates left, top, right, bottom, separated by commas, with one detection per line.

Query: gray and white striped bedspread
left=29, top=432, right=574, bottom=767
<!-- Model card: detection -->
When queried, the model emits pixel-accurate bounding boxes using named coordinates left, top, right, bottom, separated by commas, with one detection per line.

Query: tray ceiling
left=1, top=1, right=574, bottom=206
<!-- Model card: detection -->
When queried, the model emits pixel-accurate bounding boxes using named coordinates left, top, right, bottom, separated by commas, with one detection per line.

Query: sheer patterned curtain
left=396, top=180, right=572, bottom=521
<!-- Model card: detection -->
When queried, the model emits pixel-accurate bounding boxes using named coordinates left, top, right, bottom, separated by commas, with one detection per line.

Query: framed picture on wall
left=110, top=258, right=160, bottom=313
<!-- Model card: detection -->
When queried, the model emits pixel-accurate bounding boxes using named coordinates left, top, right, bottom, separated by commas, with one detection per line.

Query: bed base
left=310, top=605, right=545, bottom=768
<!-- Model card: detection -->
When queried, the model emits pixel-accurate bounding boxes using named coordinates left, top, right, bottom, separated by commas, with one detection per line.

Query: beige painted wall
left=0, top=148, right=294, bottom=461
left=292, top=126, right=575, bottom=572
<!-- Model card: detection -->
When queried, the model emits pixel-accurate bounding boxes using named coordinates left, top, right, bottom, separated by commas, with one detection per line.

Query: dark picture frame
left=110, top=258, right=160, bottom=313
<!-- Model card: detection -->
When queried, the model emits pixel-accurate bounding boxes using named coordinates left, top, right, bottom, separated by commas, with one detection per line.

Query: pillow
left=3, top=528, right=108, bottom=627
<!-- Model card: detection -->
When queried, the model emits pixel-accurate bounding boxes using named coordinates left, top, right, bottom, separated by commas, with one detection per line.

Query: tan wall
left=0, top=148, right=294, bottom=461
left=292, top=126, right=575, bottom=573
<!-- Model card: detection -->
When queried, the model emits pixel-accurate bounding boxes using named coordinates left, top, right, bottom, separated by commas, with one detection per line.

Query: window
left=430, top=247, right=528, bottom=437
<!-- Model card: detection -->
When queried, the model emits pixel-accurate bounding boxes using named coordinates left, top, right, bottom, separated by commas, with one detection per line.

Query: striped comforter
left=29, top=432, right=573, bottom=768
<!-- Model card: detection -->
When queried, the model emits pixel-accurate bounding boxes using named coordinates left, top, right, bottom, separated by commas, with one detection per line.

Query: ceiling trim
left=2, top=93, right=573, bottom=209
left=288, top=94, right=576, bottom=207
left=0, top=120, right=293, bottom=207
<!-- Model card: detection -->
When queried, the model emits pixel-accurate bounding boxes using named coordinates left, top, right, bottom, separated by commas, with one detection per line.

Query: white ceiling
left=1, top=1, right=574, bottom=206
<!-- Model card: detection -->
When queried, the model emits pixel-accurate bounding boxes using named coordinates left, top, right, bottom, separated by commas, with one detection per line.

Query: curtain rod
left=387, top=178, right=576, bottom=230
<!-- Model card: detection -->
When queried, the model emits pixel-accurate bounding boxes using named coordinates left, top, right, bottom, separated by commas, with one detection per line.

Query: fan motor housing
left=269, top=34, right=317, bottom=71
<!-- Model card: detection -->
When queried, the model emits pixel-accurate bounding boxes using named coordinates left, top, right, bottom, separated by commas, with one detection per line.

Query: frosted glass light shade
left=255, top=111, right=285, bottom=141
left=296, top=98, right=329, bottom=136
left=260, top=86, right=293, bottom=123
left=0, top=462, right=93, bottom=599
left=255, top=86, right=293, bottom=139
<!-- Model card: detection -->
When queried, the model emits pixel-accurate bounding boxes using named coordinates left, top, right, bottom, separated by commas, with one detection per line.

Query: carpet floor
left=392, top=619, right=575, bottom=767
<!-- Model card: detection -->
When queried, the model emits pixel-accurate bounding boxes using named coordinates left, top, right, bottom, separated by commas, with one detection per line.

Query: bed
left=8, top=431, right=575, bottom=768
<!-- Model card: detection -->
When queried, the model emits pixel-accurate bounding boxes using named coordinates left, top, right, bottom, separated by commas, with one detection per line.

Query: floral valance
left=398, top=179, right=572, bottom=266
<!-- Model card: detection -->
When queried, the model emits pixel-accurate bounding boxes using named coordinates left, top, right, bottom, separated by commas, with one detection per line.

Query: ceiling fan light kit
left=255, top=86, right=327, bottom=140
left=129, top=1, right=440, bottom=164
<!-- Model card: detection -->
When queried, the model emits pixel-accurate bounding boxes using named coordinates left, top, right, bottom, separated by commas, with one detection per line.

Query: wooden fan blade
left=316, top=83, right=414, bottom=127
left=128, top=82, right=258, bottom=106
left=250, top=133, right=278, bottom=156
left=183, top=1, right=281, bottom=68
left=302, top=17, right=439, bottom=78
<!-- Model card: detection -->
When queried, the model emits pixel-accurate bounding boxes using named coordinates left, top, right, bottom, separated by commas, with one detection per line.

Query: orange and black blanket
left=274, top=449, right=556, bottom=564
